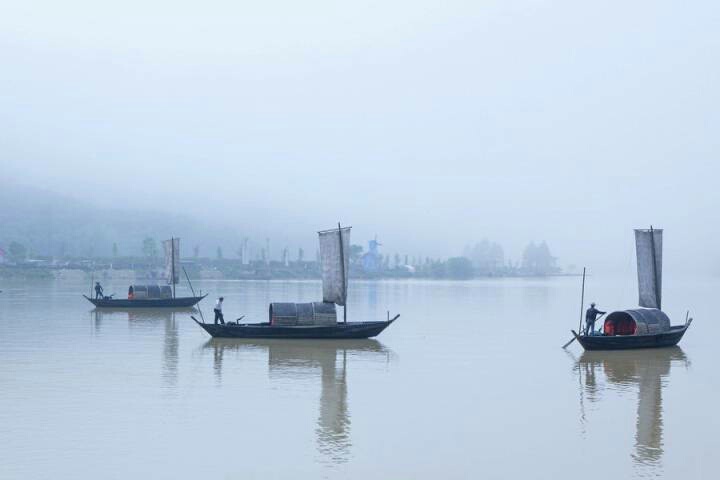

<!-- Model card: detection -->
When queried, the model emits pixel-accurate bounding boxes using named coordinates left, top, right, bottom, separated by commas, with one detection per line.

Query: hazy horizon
left=2, top=1, right=718, bottom=273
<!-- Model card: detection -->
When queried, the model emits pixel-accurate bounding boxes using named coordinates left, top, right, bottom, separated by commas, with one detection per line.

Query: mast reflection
left=205, top=338, right=391, bottom=464
left=91, top=308, right=181, bottom=387
left=576, top=347, right=689, bottom=474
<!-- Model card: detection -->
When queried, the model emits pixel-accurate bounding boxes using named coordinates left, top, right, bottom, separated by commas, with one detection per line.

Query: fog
left=2, top=1, right=718, bottom=272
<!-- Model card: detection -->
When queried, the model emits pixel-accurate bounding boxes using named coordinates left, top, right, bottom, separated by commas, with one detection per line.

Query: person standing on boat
left=94, top=282, right=104, bottom=300
left=214, top=297, right=225, bottom=325
left=584, top=302, right=606, bottom=335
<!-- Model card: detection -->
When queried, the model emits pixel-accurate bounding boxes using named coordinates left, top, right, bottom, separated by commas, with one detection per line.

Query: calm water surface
left=0, top=276, right=717, bottom=479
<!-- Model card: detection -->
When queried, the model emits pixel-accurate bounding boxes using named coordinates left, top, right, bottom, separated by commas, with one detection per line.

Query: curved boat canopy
left=604, top=308, right=671, bottom=336
left=269, top=302, right=337, bottom=326
left=129, top=284, right=173, bottom=299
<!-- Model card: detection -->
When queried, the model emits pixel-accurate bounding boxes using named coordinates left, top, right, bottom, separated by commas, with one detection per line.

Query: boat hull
left=575, top=324, right=690, bottom=351
left=192, top=316, right=397, bottom=339
left=84, top=294, right=206, bottom=308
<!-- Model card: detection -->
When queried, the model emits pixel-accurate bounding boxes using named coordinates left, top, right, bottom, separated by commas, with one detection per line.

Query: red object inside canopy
left=604, top=316, right=636, bottom=336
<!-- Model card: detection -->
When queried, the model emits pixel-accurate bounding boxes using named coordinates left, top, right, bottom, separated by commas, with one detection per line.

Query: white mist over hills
left=2, top=1, right=719, bottom=273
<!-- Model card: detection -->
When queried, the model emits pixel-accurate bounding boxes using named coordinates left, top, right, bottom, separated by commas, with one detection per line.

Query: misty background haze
left=2, top=1, right=718, bottom=274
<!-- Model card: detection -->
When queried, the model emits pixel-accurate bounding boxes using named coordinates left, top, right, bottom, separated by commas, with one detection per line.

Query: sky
left=1, top=1, right=719, bottom=272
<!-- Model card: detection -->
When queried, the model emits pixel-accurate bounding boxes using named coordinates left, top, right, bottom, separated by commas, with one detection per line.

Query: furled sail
left=635, top=229, right=662, bottom=309
left=318, top=227, right=351, bottom=306
left=163, top=238, right=180, bottom=285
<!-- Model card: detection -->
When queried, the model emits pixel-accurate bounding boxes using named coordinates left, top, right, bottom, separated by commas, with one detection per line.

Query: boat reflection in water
left=205, top=338, right=392, bottom=464
left=575, top=347, right=689, bottom=474
left=91, top=308, right=182, bottom=388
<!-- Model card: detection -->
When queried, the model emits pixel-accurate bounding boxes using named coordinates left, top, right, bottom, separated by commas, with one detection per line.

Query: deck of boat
left=192, top=315, right=398, bottom=339
left=84, top=294, right=207, bottom=308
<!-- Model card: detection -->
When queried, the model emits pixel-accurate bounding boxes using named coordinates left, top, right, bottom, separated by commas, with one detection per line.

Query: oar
left=562, top=332, right=579, bottom=349
left=563, top=313, right=606, bottom=348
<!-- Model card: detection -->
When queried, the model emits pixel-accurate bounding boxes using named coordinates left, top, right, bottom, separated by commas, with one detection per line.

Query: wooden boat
left=571, top=227, right=692, bottom=351
left=192, top=314, right=398, bottom=339
left=85, top=294, right=206, bottom=308
left=84, top=237, right=206, bottom=309
left=192, top=224, right=400, bottom=339
left=572, top=319, right=691, bottom=351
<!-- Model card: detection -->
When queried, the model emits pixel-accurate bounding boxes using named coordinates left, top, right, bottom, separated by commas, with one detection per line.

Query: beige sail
left=162, top=238, right=180, bottom=285
left=634, top=229, right=662, bottom=309
left=318, top=227, right=351, bottom=306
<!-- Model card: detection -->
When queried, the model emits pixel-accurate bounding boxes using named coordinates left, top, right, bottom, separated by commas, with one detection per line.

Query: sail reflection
left=205, top=338, right=391, bottom=465
left=91, top=308, right=180, bottom=387
left=576, top=347, right=689, bottom=474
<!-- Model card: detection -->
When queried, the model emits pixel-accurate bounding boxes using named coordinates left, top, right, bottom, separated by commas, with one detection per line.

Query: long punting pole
left=171, top=237, right=176, bottom=299
left=578, top=267, right=586, bottom=334
left=649, top=225, right=660, bottom=310
left=338, top=222, right=347, bottom=324
left=562, top=266, right=587, bottom=348
left=183, top=266, right=204, bottom=323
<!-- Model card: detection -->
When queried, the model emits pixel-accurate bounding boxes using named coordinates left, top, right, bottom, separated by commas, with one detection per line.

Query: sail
left=635, top=229, right=662, bottom=309
left=163, top=238, right=180, bottom=285
left=318, top=227, right=351, bottom=306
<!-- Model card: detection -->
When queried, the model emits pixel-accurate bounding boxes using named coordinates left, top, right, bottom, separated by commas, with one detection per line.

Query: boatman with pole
left=584, top=302, right=606, bottom=335
left=94, top=282, right=104, bottom=300
left=214, top=297, right=225, bottom=325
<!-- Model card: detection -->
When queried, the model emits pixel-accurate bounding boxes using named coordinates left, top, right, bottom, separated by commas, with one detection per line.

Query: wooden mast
left=338, top=222, right=347, bottom=324
left=649, top=225, right=660, bottom=309
left=578, top=267, right=586, bottom=334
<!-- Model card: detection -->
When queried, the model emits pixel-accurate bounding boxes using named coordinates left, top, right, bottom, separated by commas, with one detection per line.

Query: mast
left=338, top=222, right=347, bottom=323
left=171, top=236, right=176, bottom=299
left=578, top=267, right=586, bottom=334
left=649, top=226, right=660, bottom=310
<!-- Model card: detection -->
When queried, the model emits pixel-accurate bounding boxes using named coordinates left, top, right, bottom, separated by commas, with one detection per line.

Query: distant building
left=361, top=237, right=382, bottom=273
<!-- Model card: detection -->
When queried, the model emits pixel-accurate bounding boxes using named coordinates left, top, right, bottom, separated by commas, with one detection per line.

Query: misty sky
left=2, top=1, right=719, bottom=272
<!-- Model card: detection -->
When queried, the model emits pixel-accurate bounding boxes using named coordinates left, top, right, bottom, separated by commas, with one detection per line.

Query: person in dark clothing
left=585, top=302, right=606, bottom=335
left=94, top=282, right=104, bottom=300
left=214, top=297, right=225, bottom=325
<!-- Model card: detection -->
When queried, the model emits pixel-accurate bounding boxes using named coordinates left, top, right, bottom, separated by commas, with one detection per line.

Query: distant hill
left=0, top=183, right=240, bottom=258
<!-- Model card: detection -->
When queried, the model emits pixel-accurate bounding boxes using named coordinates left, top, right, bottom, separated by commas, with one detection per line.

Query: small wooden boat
left=572, top=319, right=691, bottom=351
left=191, top=224, right=400, bottom=340
left=192, top=314, right=398, bottom=339
left=570, top=227, right=692, bottom=351
left=84, top=294, right=206, bottom=308
left=85, top=237, right=206, bottom=309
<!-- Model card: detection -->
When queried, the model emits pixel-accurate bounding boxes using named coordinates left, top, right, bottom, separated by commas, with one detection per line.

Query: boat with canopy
left=193, top=224, right=399, bottom=339
left=569, top=227, right=692, bottom=350
left=84, top=237, right=206, bottom=308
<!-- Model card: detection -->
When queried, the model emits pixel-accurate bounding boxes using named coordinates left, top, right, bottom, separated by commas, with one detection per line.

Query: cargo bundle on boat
left=568, top=227, right=692, bottom=351
left=193, top=224, right=399, bottom=339
left=84, top=237, right=206, bottom=308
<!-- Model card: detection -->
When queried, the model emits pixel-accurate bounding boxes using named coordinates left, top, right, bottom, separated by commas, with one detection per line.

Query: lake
left=0, top=275, right=716, bottom=479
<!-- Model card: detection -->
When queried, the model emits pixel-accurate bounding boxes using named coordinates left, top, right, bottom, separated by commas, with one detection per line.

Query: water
left=0, top=276, right=717, bottom=479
